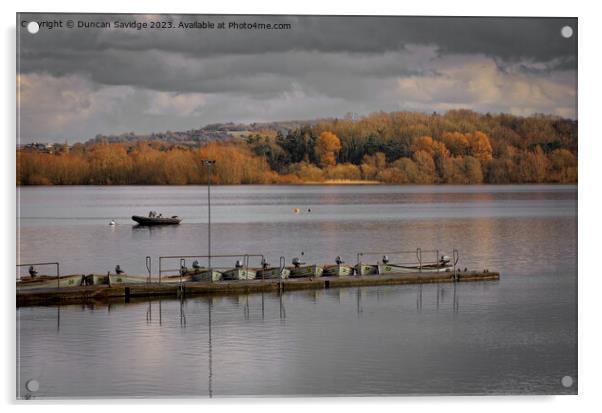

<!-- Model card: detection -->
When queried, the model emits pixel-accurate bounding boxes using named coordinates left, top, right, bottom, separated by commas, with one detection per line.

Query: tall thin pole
left=207, top=162, right=212, bottom=269
left=202, top=160, right=215, bottom=272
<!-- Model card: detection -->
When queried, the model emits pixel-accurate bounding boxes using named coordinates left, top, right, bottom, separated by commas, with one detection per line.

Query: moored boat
left=222, top=267, right=256, bottom=280
left=17, top=274, right=84, bottom=289
left=257, top=266, right=290, bottom=279
left=323, top=264, right=354, bottom=276
left=289, top=257, right=323, bottom=278
left=355, top=263, right=379, bottom=275
left=256, top=257, right=290, bottom=279
left=290, top=265, right=323, bottom=277
left=377, top=263, right=452, bottom=274
left=190, top=269, right=222, bottom=282
left=112, top=274, right=148, bottom=284
left=323, top=257, right=353, bottom=276
left=377, top=255, right=453, bottom=274
left=16, top=273, right=150, bottom=289
left=221, top=260, right=256, bottom=280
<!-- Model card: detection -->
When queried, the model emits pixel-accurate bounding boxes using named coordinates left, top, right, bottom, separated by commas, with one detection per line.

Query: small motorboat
left=256, top=257, right=290, bottom=279
left=222, top=260, right=257, bottom=280
left=289, top=257, right=323, bottom=278
left=355, top=263, right=379, bottom=276
left=180, top=260, right=222, bottom=281
left=323, top=256, right=354, bottom=276
left=257, top=266, right=290, bottom=279
left=191, top=269, right=222, bottom=282
left=132, top=214, right=182, bottom=226
left=377, top=255, right=453, bottom=274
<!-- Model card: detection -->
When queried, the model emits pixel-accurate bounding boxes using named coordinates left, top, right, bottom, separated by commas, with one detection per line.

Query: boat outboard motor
left=192, top=260, right=201, bottom=270
left=382, top=255, right=389, bottom=264
left=335, top=256, right=344, bottom=265
left=292, top=257, right=304, bottom=268
left=235, top=260, right=243, bottom=269
left=28, top=265, right=37, bottom=277
left=115, top=265, right=124, bottom=275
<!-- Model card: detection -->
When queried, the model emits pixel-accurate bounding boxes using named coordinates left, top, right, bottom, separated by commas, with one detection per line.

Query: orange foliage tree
left=315, top=131, right=342, bottom=167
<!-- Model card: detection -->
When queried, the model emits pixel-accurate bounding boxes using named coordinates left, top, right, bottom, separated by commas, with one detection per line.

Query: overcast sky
left=17, top=14, right=577, bottom=143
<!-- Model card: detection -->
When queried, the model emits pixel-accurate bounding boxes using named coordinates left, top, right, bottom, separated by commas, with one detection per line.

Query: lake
left=16, top=185, right=577, bottom=398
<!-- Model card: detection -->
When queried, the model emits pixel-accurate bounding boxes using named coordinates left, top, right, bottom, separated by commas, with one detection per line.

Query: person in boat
left=148, top=211, right=155, bottom=218
left=28, top=265, right=37, bottom=277
left=115, top=265, right=125, bottom=275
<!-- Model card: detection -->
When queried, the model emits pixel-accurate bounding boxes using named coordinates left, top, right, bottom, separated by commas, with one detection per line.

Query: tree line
left=17, top=110, right=577, bottom=185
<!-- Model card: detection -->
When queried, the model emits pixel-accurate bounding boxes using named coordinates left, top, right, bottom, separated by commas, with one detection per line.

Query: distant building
left=20, top=142, right=69, bottom=153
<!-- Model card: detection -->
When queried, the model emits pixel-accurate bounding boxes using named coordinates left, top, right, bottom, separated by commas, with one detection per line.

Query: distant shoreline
left=301, top=179, right=382, bottom=185
left=16, top=181, right=577, bottom=187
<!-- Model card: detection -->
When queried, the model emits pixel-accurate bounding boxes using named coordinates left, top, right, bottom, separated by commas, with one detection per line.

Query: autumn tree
left=441, top=132, right=470, bottom=157
left=412, top=151, right=436, bottom=184
left=325, top=163, right=362, bottom=180
left=467, top=131, right=493, bottom=161
left=315, top=131, right=342, bottom=167
left=549, top=149, right=577, bottom=183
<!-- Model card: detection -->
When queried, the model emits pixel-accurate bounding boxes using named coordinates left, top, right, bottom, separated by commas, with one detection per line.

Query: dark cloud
left=19, top=14, right=576, bottom=61
left=16, top=13, right=577, bottom=142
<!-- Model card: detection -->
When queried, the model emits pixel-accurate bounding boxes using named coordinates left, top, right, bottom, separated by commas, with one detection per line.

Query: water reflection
left=19, top=274, right=578, bottom=399
left=180, top=297, right=187, bottom=327
left=279, top=290, right=286, bottom=321
left=207, top=297, right=213, bottom=398
left=356, top=288, right=363, bottom=316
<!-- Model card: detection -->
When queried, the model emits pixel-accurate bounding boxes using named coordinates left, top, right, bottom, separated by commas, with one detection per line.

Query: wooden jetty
left=16, top=270, right=499, bottom=307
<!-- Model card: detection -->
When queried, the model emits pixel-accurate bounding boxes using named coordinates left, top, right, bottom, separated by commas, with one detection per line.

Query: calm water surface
left=16, top=185, right=577, bottom=397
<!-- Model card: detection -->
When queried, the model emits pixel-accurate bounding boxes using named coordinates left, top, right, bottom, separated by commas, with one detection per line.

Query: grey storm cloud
left=17, top=13, right=577, bottom=142
left=19, top=14, right=577, bottom=61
